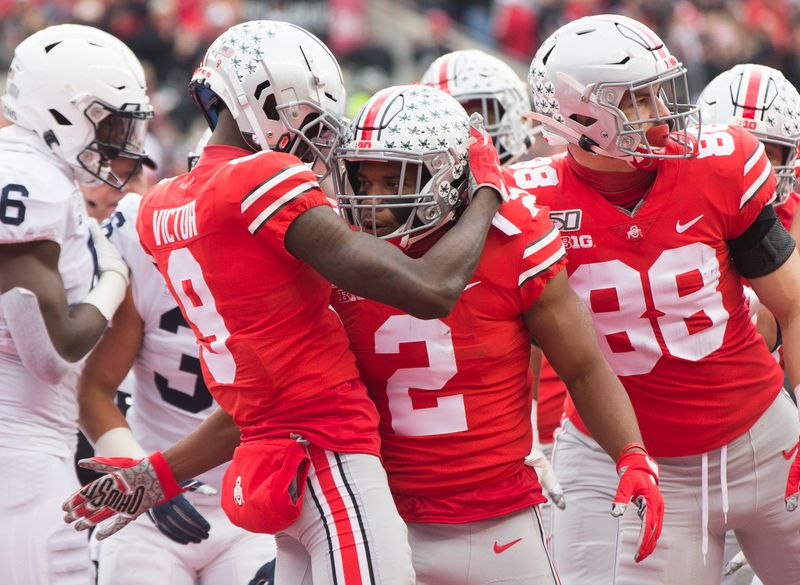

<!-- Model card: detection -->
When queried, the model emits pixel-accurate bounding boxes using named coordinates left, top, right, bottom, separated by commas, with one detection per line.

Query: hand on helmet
left=465, top=113, right=508, bottom=203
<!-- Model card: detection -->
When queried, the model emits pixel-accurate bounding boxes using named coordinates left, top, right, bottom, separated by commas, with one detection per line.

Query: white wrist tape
left=81, top=271, right=128, bottom=321
left=93, top=427, right=147, bottom=458
left=0, top=287, right=70, bottom=383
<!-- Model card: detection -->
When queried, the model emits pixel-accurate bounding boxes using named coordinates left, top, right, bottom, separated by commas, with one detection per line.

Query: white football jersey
left=105, top=193, right=224, bottom=490
left=0, top=126, right=94, bottom=457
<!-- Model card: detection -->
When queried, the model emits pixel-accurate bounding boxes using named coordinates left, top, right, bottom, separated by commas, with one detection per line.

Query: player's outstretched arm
left=524, top=270, right=663, bottom=562
left=287, top=118, right=503, bottom=319
left=286, top=187, right=499, bottom=319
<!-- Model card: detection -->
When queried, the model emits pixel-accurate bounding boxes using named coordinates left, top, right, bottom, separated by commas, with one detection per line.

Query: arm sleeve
left=517, top=203, right=567, bottom=312
left=236, top=154, right=332, bottom=259
left=727, top=127, right=778, bottom=239
left=728, top=204, right=796, bottom=278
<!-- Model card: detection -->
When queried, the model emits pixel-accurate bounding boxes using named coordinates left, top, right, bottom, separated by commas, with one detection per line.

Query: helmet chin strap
left=524, top=111, right=618, bottom=159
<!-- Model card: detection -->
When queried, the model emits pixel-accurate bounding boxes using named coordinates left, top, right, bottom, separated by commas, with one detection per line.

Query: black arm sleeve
left=728, top=205, right=796, bottom=278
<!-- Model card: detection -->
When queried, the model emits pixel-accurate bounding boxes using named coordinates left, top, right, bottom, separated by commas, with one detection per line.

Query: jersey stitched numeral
left=101, top=210, right=126, bottom=238
left=374, top=314, right=466, bottom=436
left=154, top=306, right=214, bottom=413
left=512, top=161, right=559, bottom=190
left=0, top=184, right=29, bottom=225
left=697, top=130, right=735, bottom=159
left=165, top=248, right=236, bottom=384
left=569, top=242, right=730, bottom=376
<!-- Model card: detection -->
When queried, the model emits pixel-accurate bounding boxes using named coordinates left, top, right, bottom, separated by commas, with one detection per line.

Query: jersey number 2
left=375, top=315, right=466, bottom=437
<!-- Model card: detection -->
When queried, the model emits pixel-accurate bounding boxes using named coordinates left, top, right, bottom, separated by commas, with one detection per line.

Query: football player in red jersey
left=327, top=83, right=662, bottom=585
left=62, top=20, right=505, bottom=585
left=519, top=14, right=800, bottom=585
left=697, top=64, right=800, bottom=241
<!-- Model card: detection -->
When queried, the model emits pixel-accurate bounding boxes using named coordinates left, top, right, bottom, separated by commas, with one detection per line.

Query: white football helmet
left=2, top=24, right=153, bottom=188
left=697, top=64, right=800, bottom=204
left=190, top=20, right=345, bottom=180
left=333, top=84, right=470, bottom=248
left=421, top=49, right=532, bottom=164
left=528, top=14, right=698, bottom=160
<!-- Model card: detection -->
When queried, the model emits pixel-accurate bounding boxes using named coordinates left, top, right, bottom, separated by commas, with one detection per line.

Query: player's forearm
left=162, top=407, right=240, bottom=483
left=77, top=380, right=128, bottom=443
left=408, top=189, right=500, bottom=316
left=47, top=303, right=109, bottom=361
left=566, top=361, right=644, bottom=460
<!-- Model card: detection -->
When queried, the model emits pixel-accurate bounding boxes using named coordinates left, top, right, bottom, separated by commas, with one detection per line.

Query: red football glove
left=62, top=451, right=188, bottom=540
left=611, top=447, right=664, bottom=563
left=465, top=112, right=508, bottom=202
left=784, top=438, right=800, bottom=511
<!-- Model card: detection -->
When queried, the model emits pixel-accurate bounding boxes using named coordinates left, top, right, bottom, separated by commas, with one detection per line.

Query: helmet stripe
left=625, top=19, right=669, bottom=59
left=741, top=65, right=766, bottom=120
left=437, top=55, right=452, bottom=94
left=356, top=87, right=397, bottom=143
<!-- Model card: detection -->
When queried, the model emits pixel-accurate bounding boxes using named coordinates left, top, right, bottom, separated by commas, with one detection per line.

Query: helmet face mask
left=697, top=63, right=800, bottom=203
left=189, top=20, right=346, bottom=182
left=422, top=49, right=532, bottom=164
left=2, top=24, right=153, bottom=188
left=529, top=14, right=699, bottom=161
left=76, top=100, right=152, bottom=189
left=333, top=85, right=470, bottom=248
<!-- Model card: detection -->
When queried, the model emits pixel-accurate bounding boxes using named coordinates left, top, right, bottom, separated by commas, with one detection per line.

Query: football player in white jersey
left=78, top=152, right=276, bottom=585
left=0, top=24, right=152, bottom=585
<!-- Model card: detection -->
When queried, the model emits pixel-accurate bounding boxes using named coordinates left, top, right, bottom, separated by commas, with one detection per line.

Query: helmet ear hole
left=262, top=94, right=279, bottom=121
left=49, top=109, right=72, bottom=125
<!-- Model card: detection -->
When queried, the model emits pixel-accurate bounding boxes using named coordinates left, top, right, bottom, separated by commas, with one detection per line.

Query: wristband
left=81, top=271, right=128, bottom=321
left=93, top=427, right=147, bottom=458
left=149, top=451, right=184, bottom=501
left=618, top=441, right=648, bottom=460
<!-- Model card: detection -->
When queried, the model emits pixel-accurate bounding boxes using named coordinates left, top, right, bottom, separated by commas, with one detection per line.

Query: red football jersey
left=537, top=356, right=566, bottom=445
left=137, top=145, right=379, bottom=455
left=507, top=125, right=785, bottom=457
left=331, top=196, right=566, bottom=523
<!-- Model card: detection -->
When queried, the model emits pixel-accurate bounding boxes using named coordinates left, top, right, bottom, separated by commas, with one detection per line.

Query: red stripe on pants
left=309, top=446, right=364, bottom=584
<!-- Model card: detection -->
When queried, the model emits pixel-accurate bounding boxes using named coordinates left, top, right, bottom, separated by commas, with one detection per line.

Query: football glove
left=611, top=446, right=664, bottom=563
left=248, top=559, right=276, bottom=585
left=146, top=481, right=216, bottom=545
left=465, top=112, right=509, bottom=202
left=62, top=452, right=188, bottom=540
left=723, top=550, right=749, bottom=576
left=784, top=438, right=800, bottom=512
left=525, top=447, right=566, bottom=510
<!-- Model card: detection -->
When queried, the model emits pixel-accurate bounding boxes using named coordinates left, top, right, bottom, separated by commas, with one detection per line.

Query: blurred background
left=3, top=0, right=798, bottom=180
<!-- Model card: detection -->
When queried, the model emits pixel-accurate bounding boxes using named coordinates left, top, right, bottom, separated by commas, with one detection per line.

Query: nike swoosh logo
left=493, top=538, right=523, bottom=554
left=464, top=281, right=482, bottom=291
left=675, top=214, right=704, bottom=233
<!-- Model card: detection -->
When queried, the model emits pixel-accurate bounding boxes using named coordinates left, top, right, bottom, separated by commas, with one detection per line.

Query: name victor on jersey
left=152, top=200, right=198, bottom=246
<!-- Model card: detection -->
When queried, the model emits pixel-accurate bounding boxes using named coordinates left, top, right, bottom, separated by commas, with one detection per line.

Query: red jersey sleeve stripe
left=523, top=225, right=559, bottom=259
left=241, top=164, right=309, bottom=213
left=248, top=181, right=319, bottom=235
left=740, top=142, right=772, bottom=209
left=518, top=243, right=566, bottom=288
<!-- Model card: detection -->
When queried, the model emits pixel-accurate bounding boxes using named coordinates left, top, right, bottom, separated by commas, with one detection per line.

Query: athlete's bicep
left=523, top=270, right=604, bottom=386
left=0, top=240, right=72, bottom=324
